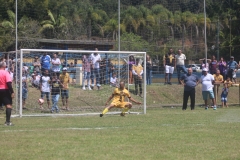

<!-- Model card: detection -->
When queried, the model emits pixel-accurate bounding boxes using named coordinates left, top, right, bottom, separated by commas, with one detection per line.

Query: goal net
left=14, top=49, right=146, bottom=117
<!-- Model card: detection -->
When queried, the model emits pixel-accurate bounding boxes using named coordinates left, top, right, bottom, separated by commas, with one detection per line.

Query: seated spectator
left=110, top=73, right=118, bottom=87
left=32, top=74, right=40, bottom=89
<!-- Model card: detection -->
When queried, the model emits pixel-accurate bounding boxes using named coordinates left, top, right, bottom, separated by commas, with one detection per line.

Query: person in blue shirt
left=40, top=52, right=51, bottom=74
left=221, top=83, right=229, bottom=108
left=180, top=67, right=200, bottom=110
left=227, top=56, right=238, bottom=81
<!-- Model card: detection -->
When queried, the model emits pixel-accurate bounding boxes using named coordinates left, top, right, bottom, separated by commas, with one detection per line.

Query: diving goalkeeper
left=100, top=81, right=142, bottom=117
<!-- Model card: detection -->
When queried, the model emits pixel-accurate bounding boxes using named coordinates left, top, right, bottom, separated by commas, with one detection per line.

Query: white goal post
left=16, top=49, right=147, bottom=117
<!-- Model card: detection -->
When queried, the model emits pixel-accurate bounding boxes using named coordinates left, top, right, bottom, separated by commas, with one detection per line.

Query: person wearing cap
left=200, top=68, right=217, bottom=110
left=180, top=67, right=199, bottom=110
left=33, top=56, right=41, bottom=75
left=59, top=67, right=70, bottom=110
left=227, top=56, right=239, bottom=81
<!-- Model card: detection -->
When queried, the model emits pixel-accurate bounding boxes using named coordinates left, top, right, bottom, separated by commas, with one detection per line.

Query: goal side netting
left=14, top=49, right=146, bottom=117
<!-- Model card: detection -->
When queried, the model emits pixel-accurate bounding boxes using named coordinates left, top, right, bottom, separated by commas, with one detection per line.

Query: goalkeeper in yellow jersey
left=100, top=81, right=142, bottom=117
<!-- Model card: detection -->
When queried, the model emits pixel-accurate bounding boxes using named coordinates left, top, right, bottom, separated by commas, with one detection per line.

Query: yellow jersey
left=112, top=88, right=131, bottom=103
left=59, top=73, right=70, bottom=90
left=224, top=80, right=232, bottom=88
left=132, top=65, right=143, bottom=75
left=163, top=54, right=175, bottom=65
left=213, top=74, right=223, bottom=82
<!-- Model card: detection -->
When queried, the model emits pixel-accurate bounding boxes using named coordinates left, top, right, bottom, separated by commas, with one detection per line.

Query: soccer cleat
left=82, top=87, right=86, bottom=90
left=205, top=107, right=208, bottom=110
left=100, top=113, right=103, bottom=117
left=168, top=82, right=172, bottom=85
left=120, top=112, right=125, bottom=117
left=213, top=107, right=217, bottom=110
left=97, top=84, right=101, bottom=87
left=4, top=122, right=14, bottom=126
left=88, top=86, right=92, bottom=90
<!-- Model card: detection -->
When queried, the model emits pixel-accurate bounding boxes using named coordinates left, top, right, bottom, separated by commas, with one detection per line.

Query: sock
left=122, top=107, right=129, bottom=113
left=102, top=108, right=109, bottom=114
left=6, top=108, right=12, bottom=123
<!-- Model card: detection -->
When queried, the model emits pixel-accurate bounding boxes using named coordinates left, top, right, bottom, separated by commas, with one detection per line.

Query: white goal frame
left=18, top=49, right=147, bottom=117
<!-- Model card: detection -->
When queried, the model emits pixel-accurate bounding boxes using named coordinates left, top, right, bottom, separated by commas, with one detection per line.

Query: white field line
left=0, top=127, right=120, bottom=133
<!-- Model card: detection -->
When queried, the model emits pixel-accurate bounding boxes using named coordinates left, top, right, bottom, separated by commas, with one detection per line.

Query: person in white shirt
left=90, top=48, right=101, bottom=89
left=51, top=53, right=61, bottom=78
left=175, top=49, right=187, bottom=84
left=200, top=68, right=217, bottom=110
left=39, top=69, right=51, bottom=110
left=110, top=73, right=118, bottom=87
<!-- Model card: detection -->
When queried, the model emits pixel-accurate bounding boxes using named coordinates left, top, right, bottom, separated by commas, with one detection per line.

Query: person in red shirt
left=0, top=61, right=14, bottom=126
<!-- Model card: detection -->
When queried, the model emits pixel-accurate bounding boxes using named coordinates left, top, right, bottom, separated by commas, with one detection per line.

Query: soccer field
left=1, top=107, right=240, bottom=160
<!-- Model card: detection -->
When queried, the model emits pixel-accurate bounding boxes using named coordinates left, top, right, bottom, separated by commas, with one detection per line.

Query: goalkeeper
left=100, top=81, right=141, bottom=117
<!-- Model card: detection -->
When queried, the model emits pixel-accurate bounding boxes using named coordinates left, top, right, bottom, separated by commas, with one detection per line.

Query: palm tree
left=103, top=18, right=126, bottom=40
left=39, top=10, right=67, bottom=38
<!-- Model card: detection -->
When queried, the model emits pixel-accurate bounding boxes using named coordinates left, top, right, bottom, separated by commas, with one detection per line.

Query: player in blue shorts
left=221, top=83, right=229, bottom=108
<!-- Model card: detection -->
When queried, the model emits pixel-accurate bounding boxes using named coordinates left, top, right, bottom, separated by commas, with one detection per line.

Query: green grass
left=1, top=107, right=240, bottom=160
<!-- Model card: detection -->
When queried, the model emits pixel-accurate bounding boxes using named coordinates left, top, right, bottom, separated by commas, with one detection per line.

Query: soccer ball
left=38, top=98, right=44, bottom=105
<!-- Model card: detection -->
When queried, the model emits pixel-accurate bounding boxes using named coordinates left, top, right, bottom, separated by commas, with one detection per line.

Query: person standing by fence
left=163, top=49, right=175, bottom=85
left=227, top=56, right=238, bottom=81
left=175, top=49, right=187, bottom=84
left=132, top=58, right=143, bottom=98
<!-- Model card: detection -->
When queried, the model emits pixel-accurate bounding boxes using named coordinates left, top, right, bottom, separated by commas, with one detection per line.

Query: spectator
left=59, top=67, right=70, bottom=110
left=51, top=73, right=62, bottom=113
left=199, top=58, right=211, bottom=74
left=209, top=55, right=218, bottom=74
left=21, top=72, right=28, bottom=110
left=200, top=68, right=217, bottom=110
left=100, top=58, right=107, bottom=85
left=129, top=55, right=135, bottom=84
left=221, top=83, right=229, bottom=108
left=132, top=58, right=143, bottom=97
left=180, top=67, right=199, bottom=110
left=90, top=48, right=101, bottom=89
left=33, top=57, right=41, bottom=75
left=227, top=56, right=238, bottom=81
left=145, top=54, right=152, bottom=85
left=108, top=59, right=115, bottom=83
left=39, top=69, right=51, bottom=110
left=51, top=53, right=61, bottom=78
left=69, top=62, right=76, bottom=85
left=163, top=49, right=175, bottom=85
left=175, top=49, right=187, bottom=84
left=232, top=69, right=237, bottom=83
left=0, top=61, right=14, bottom=126
left=32, top=74, right=40, bottom=89
left=40, top=52, right=51, bottom=73
left=218, top=57, right=227, bottom=79
left=213, top=69, right=224, bottom=102
left=82, top=54, right=92, bottom=90
left=224, top=77, right=233, bottom=88
left=110, top=73, right=118, bottom=87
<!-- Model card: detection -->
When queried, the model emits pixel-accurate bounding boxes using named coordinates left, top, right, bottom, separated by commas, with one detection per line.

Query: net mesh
left=14, top=49, right=146, bottom=117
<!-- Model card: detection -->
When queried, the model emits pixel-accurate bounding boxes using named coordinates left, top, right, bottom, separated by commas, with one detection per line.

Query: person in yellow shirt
left=100, top=81, right=141, bottom=117
left=213, top=69, right=224, bottom=95
left=224, top=77, right=233, bottom=88
left=59, top=67, right=70, bottom=110
left=132, top=58, right=143, bottom=97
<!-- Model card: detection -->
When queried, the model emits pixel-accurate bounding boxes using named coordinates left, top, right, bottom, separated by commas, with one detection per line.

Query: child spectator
left=51, top=73, right=62, bottom=113
left=110, top=73, right=118, bottom=87
left=224, top=77, right=233, bottom=88
left=221, top=84, right=229, bottom=108
left=32, top=74, right=40, bottom=89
